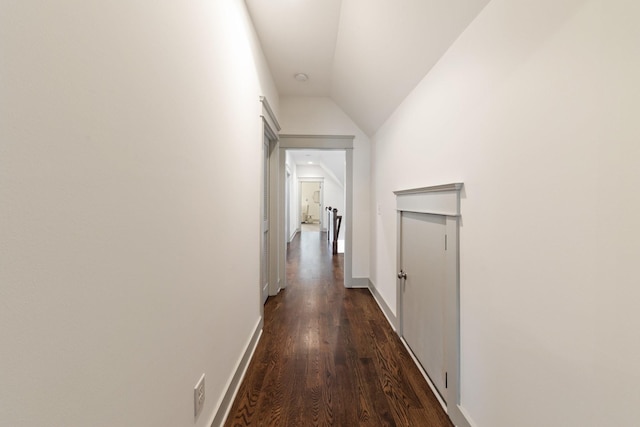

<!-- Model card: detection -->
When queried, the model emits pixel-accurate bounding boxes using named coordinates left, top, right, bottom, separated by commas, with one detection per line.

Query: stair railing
left=325, top=206, right=342, bottom=255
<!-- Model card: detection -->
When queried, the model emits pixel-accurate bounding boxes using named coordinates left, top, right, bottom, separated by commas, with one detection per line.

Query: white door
left=261, top=137, right=270, bottom=304
left=401, top=211, right=447, bottom=400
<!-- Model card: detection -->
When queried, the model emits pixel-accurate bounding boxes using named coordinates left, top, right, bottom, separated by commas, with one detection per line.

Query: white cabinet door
left=401, top=211, right=447, bottom=400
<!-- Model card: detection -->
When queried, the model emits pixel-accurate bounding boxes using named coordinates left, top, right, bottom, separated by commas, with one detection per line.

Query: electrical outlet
left=194, top=374, right=205, bottom=418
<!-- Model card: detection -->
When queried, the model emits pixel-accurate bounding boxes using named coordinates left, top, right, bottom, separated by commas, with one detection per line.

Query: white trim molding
left=259, top=96, right=281, bottom=133
left=350, top=277, right=370, bottom=288
left=367, top=279, right=398, bottom=331
left=259, top=96, right=282, bottom=312
left=393, top=182, right=462, bottom=195
left=279, top=134, right=354, bottom=150
left=394, top=183, right=462, bottom=217
left=213, top=318, right=263, bottom=427
left=278, top=134, right=356, bottom=288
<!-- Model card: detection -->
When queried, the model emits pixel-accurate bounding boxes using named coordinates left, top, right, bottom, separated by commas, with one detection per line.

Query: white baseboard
left=288, top=228, right=299, bottom=243
left=210, top=318, right=263, bottom=427
left=350, top=277, right=370, bottom=288
left=367, top=279, right=398, bottom=331
left=456, top=405, right=477, bottom=427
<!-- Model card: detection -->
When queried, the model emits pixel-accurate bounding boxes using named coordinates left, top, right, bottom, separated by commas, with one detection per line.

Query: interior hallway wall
left=0, top=1, right=277, bottom=426
left=371, top=1, right=640, bottom=426
left=279, top=96, right=370, bottom=279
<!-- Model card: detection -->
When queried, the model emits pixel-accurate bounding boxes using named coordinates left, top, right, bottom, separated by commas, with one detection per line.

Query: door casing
left=278, top=134, right=355, bottom=287
left=260, top=135, right=271, bottom=305
left=259, top=97, right=281, bottom=313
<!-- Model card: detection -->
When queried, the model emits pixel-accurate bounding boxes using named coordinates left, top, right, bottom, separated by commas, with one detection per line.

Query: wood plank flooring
left=224, top=230, right=453, bottom=427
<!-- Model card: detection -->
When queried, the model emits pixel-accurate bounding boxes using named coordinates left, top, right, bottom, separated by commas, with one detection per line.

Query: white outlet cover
left=194, top=374, right=205, bottom=418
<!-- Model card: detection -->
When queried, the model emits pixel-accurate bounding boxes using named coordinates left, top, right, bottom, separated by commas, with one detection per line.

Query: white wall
left=279, top=96, right=370, bottom=278
left=0, top=1, right=277, bottom=426
left=371, top=1, right=640, bottom=426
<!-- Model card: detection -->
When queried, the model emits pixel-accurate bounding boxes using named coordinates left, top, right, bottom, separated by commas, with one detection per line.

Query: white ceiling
left=289, top=150, right=345, bottom=187
left=245, top=0, right=490, bottom=135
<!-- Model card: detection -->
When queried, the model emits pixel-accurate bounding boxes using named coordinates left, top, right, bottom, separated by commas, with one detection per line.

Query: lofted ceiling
left=289, top=150, right=345, bottom=187
left=245, top=0, right=491, bottom=136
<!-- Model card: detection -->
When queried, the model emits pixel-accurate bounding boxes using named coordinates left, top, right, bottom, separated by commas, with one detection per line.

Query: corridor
left=224, top=231, right=452, bottom=426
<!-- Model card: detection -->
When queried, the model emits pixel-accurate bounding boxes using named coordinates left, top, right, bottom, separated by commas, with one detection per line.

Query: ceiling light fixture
left=294, top=73, right=309, bottom=82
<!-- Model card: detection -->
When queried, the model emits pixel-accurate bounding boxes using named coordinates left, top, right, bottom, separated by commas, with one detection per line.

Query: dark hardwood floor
left=224, top=230, right=453, bottom=427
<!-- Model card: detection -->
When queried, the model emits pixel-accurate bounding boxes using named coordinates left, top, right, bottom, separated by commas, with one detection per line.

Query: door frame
left=394, top=183, right=470, bottom=427
left=278, top=134, right=355, bottom=287
left=259, top=97, right=280, bottom=312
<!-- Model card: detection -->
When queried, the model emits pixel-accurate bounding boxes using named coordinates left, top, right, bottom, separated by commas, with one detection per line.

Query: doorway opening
left=277, top=135, right=353, bottom=288
left=285, top=149, right=345, bottom=250
left=299, top=181, right=323, bottom=233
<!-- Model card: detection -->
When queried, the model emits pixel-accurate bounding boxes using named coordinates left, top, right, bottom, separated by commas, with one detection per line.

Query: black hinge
left=445, top=235, right=448, bottom=250
left=445, top=372, right=448, bottom=388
